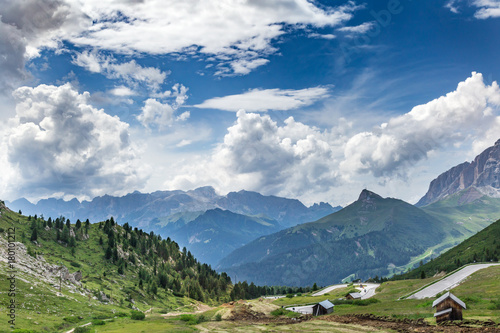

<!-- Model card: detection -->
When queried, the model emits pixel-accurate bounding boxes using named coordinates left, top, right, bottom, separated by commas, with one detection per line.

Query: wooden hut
left=312, top=300, right=334, bottom=316
left=346, top=292, right=362, bottom=300
left=432, top=292, right=466, bottom=323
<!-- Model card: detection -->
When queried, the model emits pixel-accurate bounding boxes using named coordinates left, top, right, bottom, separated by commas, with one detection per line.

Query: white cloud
left=164, top=110, right=343, bottom=200
left=109, top=86, right=135, bottom=97
left=162, top=72, right=500, bottom=206
left=473, top=0, right=500, bottom=19
left=64, top=0, right=360, bottom=75
left=194, top=87, right=330, bottom=112
left=338, top=21, right=374, bottom=35
left=445, top=0, right=460, bottom=14
left=308, top=33, right=336, bottom=39
left=1, top=83, right=148, bottom=201
left=73, top=51, right=168, bottom=90
left=137, top=84, right=190, bottom=129
left=340, top=72, right=500, bottom=177
left=229, top=58, right=270, bottom=76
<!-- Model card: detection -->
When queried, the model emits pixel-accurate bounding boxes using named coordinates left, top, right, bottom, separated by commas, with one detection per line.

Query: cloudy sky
left=1, top=0, right=500, bottom=206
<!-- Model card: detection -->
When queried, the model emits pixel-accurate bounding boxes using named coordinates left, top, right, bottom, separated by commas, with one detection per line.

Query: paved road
left=285, top=305, right=314, bottom=314
left=312, top=284, right=347, bottom=296
left=408, top=263, right=500, bottom=300
left=359, top=283, right=380, bottom=299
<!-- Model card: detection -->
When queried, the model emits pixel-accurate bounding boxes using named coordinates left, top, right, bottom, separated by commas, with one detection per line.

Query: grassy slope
left=0, top=202, right=229, bottom=332
left=397, top=219, right=500, bottom=280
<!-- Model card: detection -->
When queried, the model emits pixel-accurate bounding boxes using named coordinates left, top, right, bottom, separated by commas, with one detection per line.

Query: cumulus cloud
left=165, top=110, right=342, bottom=199
left=194, top=87, right=330, bottom=112
left=73, top=51, right=168, bottom=90
left=2, top=83, right=148, bottom=200
left=340, top=72, right=500, bottom=177
left=0, top=0, right=85, bottom=92
left=473, top=0, right=500, bottom=19
left=137, top=84, right=190, bottom=129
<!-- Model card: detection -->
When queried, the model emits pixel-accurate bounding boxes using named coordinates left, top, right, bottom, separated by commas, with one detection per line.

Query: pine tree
left=30, top=228, right=38, bottom=242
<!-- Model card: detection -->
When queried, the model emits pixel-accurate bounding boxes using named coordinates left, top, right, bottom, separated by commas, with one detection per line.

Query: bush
left=131, top=310, right=145, bottom=320
left=173, top=291, right=184, bottom=297
left=74, top=327, right=91, bottom=333
left=270, top=308, right=289, bottom=316
left=180, top=314, right=198, bottom=325
left=116, top=311, right=128, bottom=317
left=215, top=313, right=222, bottom=321
left=286, top=293, right=294, bottom=298
left=12, top=330, right=36, bottom=333
left=63, top=316, right=81, bottom=323
left=70, top=262, right=81, bottom=268
left=91, top=319, right=106, bottom=325
left=488, top=299, right=500, bottom=310
left=353, top=298, right=380, bottom=306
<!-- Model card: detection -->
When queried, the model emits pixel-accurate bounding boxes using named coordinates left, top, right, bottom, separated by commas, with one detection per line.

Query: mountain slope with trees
left=218, top=190, right=452, bottom=286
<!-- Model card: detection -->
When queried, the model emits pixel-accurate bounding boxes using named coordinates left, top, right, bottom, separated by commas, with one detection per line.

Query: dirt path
left=160, top=302, right=214, bottom=317
left=321, top=314, right=500, bottom=333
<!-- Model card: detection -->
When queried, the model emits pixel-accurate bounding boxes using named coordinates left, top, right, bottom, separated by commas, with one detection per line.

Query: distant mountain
left=417, top=139, right=500, bottom=207
left=7, top=187, right=340, bottom=230
left=218, top=190, right=448, bottom=286
left=151, top=208, right=282, bottom=266
left=6, top=187, right=340, bottom=268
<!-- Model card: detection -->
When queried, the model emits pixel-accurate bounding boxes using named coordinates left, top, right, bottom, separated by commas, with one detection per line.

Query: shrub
left=215, top=313, right=222, bottom=321
left=74, top=327, right=91, bottom=333
left=70, top=262, right=81, bottom=268
left=63, top=316, right=81, bottom=323
left=270, top=308, right=288, bottom=316
left=173, top=291, right=184, bottom=297
left=91, top=319, right=106, bottom=325
left=116, top=311, right=128, bottom=317
left=286, top=294, right=294, bottom=298
left=180, top=314, right=197, bottom=325
left=488, top=299, right=500, bottom=310
left=131, top=310, right=145, bottom=320
left=353, top=298, right=380, bottom=306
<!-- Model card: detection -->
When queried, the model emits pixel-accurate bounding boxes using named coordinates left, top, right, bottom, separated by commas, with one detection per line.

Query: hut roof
left=318, top=300, right=334, bottom=309
left=349, top=292, right=362, bottom=299
left=434, top=308, right=453, bottom=317
left=432, top=292, right=466, bottom=309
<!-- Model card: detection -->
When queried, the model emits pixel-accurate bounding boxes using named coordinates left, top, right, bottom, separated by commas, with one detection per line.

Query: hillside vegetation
left=395, top=218, right=500, bottom=280
left=218, top=190, right=452, bottom=286
left=0, top=200, right=231, bottom=331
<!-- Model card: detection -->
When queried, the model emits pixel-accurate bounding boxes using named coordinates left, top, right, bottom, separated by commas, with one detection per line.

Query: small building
left=346, top=292, right=362, bottom=300
left=432, top=292, right=466, bottom=323
left=312, top=300, right=334, bottom=316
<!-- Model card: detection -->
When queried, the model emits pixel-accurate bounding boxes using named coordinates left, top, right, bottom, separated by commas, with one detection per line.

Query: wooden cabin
left=346, top=292, right=362, bottom=300
left=432, top=292, right=466, bottom=323
left=312, top=300, right=334, bottom=316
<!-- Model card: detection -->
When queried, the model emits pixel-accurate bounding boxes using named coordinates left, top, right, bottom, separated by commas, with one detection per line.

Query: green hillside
left=396, top=218, right=500, bottom=280
left=218, top=190, right=450, bottom=286
left=0, top=201, right=232, bottom=332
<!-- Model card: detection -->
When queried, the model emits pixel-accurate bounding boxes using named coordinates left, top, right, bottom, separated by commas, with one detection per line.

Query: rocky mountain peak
left=358, top=189, right=382, bottom=202
left=417, top=139, right=500, bottom=206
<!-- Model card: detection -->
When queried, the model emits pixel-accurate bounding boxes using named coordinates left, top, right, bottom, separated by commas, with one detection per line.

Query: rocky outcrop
left=417, top=139, right=500, bottom=206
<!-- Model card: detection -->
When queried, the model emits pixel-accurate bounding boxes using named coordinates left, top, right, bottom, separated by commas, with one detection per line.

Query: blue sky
left=1, top=0, right=500, bottom=206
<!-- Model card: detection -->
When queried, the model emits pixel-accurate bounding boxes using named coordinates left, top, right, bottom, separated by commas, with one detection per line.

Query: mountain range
left=7, top=187, right=341, bottom=267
